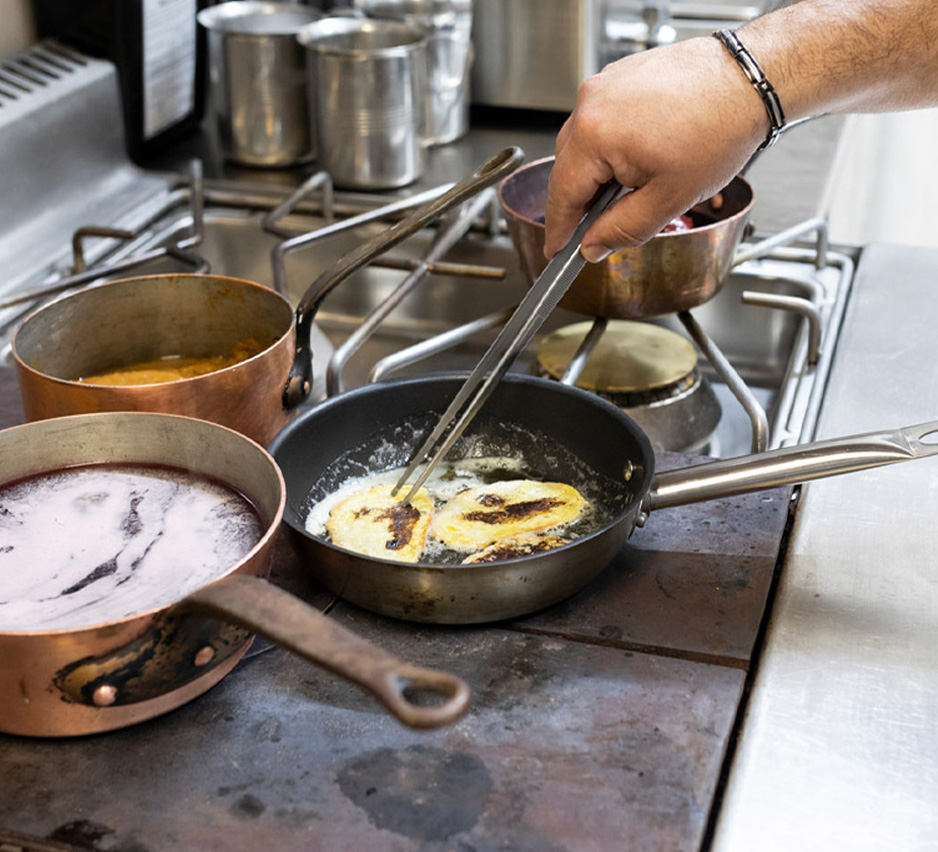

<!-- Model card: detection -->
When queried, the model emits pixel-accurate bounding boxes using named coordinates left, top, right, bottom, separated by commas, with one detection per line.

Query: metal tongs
left=393, top=179, right=627, bottom=501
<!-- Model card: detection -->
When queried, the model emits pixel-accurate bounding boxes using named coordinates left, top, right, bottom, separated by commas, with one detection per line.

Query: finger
left=579, top=182, right=701, bottom=260
left=543, top=141, right=616, bottom=258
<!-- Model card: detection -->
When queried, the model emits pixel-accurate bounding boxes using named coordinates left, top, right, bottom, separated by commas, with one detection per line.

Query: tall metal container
left=353, top=0, right=473, bottom=145
left=298, top=17, right=428, bottom=189
left=470, top=0, right=599, bottom=111
left=198, top=1, right=323, bottom=167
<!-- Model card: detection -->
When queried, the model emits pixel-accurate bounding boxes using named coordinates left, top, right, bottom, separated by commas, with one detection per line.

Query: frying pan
left=497, top=156, right=754, bottom=319
left=0, top=412, right=470, bottom=737
left=269, top=374, right=938, bottom=624
left=11, top=148, right=525, bottom=444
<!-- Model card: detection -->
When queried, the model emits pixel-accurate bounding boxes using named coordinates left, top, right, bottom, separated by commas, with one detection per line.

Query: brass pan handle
left=283, top=146, right=525, bottom=410
left=182, top=574, right=472, bottom=729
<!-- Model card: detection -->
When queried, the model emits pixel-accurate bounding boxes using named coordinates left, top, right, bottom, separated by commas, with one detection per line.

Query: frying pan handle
left=645, top=420, right=938, bottom=512
left=283, top=146, right=526, bottom=409
left=182, top=574, right=471, bottom=729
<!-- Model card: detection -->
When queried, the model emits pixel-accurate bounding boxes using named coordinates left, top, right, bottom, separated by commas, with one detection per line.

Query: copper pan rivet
left=92, top=684, right=118, bottom=707
left=194, top=646, right=216, bottom=667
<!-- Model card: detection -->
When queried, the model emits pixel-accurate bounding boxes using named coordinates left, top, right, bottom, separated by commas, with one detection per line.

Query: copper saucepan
left=10, top=148, right=525, bottom=443
left=12, top=274, right=299, bottom=445
left=0, top=412, right=470, bottom=737
left=497, top=156, right=754, bottom=319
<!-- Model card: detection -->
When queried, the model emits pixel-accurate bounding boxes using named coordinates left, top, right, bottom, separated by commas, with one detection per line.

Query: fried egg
left=431, top=480, right=587, bottom=551
left=325, top=484, right=434, bottom=563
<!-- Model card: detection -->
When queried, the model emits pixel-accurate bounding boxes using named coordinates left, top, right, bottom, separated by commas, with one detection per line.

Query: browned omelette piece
left=431, top=480, right=587, bottom=552
left=326, top=484, right=434, bottom=563
left=461, top=532, right=571, bottom=564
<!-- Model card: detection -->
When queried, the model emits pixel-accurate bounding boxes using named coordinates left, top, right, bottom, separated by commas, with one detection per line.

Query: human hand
left=544, top=35, right=768, bottom=262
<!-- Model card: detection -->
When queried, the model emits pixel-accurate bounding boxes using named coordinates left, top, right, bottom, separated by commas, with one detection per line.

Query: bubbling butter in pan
left=0, top=464, right=265, bottom=631
left=304, top=417, right=634, bottom=565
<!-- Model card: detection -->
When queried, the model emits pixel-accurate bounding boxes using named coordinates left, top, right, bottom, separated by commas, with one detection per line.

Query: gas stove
left=1, top=152, right=854, bottom=459
left=0, top=42, right=854, bottom=462
left=0, top=40, right=867, bottom=852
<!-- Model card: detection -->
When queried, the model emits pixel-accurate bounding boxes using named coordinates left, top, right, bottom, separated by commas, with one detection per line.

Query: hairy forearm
left=543, top=0, right=938, bottom=256
left=740, top=0, right=938, bottom=120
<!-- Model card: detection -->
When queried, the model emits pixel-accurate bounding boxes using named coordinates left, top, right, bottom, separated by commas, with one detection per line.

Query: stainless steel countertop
left=713, top=241, right=938, bottom=850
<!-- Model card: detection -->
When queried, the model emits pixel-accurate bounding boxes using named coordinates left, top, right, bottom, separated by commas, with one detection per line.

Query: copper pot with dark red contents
left=497, top=156, right=754, bottom=319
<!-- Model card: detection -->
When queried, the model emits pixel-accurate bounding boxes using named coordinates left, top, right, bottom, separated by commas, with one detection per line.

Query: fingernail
left=581, top=244, right=612, bottom=264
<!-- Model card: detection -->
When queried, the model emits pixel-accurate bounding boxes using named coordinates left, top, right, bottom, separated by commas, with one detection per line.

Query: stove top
left=0, top=168, right=805, bottom=848
left=0, top=418, right=790, bottom=849
left=0, top=43, right=856, bottom=851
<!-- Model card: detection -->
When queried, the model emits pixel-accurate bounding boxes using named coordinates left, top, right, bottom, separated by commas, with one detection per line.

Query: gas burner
left=536, top=320, right=722, bottom=453
left=537, top=320, right=697, bottom=401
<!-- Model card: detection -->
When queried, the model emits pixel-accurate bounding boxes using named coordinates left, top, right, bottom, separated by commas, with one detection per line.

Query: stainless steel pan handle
left=645, top=420, right=938, bottom=512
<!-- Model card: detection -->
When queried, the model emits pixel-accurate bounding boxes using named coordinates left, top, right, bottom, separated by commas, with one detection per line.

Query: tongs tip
left=393, top=179, right=626, bottom=506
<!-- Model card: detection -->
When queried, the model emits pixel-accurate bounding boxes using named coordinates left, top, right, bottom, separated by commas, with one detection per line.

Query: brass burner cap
left=537, top=320, right=697, bottom=394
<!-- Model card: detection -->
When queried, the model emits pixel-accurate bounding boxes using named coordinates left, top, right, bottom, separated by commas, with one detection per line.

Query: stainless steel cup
left=353, top=0, right=473, bottom=146
left=198, top=1, right=323, bottom=167
left=298, top=17, right=428, bottom=189
left=422, top=11, right=473, bottom=145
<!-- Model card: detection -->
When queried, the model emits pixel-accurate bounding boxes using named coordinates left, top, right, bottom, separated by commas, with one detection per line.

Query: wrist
left=694, top=33, right=774, bottom=156
left=713, top=28, right=787, bottom=150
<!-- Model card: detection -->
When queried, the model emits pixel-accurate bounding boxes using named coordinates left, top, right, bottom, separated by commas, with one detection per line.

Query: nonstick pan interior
left=277, top=374, right=649, bottom=549
left=270, top=374, right=654, bottom=622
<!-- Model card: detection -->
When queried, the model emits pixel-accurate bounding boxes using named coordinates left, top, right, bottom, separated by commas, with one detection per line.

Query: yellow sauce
left=78, top=338, right=265, bottom=386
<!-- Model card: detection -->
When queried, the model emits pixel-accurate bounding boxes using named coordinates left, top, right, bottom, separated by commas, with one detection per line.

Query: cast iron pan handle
left=182, top=574, right=472, bottom=729
left=283, top=146, right=526, bottom=409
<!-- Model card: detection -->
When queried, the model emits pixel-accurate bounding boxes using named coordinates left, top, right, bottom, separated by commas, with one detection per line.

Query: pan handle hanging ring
left=183, top=574, right=472, bottom=729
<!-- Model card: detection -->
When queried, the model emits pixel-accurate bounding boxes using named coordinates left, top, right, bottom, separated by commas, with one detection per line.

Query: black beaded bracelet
left=713, top=28, right=786, bottom=150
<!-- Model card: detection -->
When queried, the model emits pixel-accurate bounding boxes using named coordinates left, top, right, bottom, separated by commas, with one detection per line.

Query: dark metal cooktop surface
left=0, top=370, right=790, bottom=852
